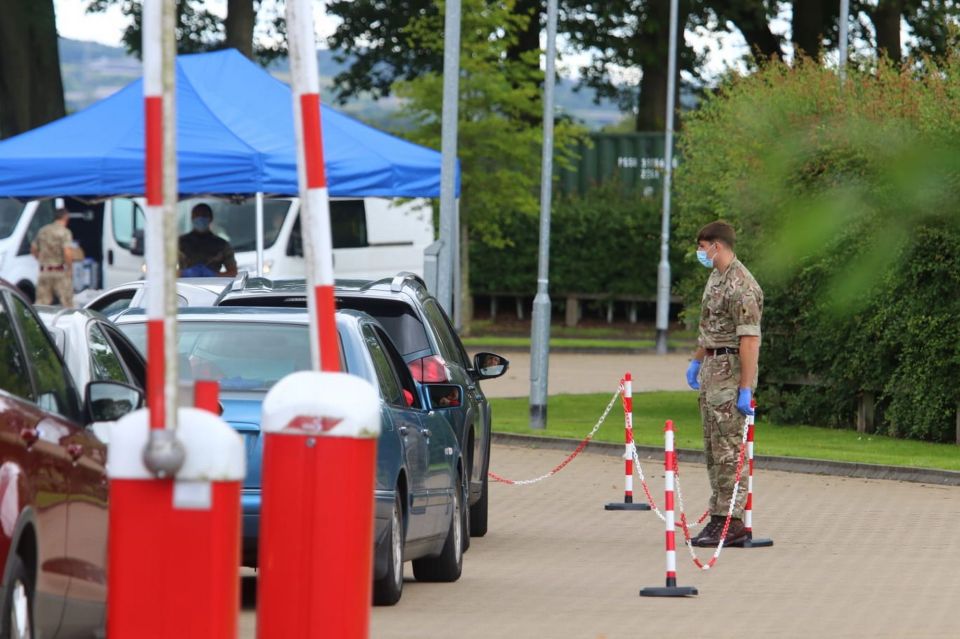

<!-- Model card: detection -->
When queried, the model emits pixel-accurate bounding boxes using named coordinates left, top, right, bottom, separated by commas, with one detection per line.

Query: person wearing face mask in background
left=684, top=220, right=763, bottom=548
left=178, top=203, right=238, bottom=277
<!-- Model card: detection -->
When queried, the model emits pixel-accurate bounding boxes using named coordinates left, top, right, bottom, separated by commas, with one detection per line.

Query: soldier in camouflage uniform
left=684, top=221, right=763, bottom=547
left=178, top=203, right=238, bottom=277
left=31, top=208, right=75, bottom=307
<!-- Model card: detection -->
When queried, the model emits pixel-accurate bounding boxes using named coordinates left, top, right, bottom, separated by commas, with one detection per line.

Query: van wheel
left=412, top=474, right=463, bottom=583
left=15, top=282, right=34, bottom=304
left=1, top=555, right=34, bottom=639
left=373, top=493, right=404, bottom=606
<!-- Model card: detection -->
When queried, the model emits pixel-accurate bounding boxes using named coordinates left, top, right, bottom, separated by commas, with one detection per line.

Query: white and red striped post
left=108, top=4, right=243, bottom=637
left=142, top=0, right=183, bottom=463
left=739, top=398, right=774, bottom=548
left=257, top=2, right=380, bottom=637
left=640, top=420, right=697, bottom=597
left=605, top=373, right=650, bottom=511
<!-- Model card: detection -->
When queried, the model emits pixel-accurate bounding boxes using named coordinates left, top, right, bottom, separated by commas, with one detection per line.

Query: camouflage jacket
left=34, top=223, right=73, bottom=267
left=697, top=258, right=763, bottom=350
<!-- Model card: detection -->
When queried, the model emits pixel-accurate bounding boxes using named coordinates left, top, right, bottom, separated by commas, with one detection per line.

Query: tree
left=84, top=0, right=286, bottom=63
left=0, top=0, right=65, bottom=138
left=394, top=0, right=585, bottom=327
left=562, top=0, right=705, bottom=132
left=326, top=0, right=543, bottom=103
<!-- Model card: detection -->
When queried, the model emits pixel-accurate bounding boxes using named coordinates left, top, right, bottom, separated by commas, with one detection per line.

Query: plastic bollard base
left=640, top=585, right=698, bottom=597
left=731, top=534, right=774, bottom=548
left=604, top=501, right=652, bottom=511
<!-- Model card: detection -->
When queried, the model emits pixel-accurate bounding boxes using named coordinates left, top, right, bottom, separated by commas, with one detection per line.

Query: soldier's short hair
left=191, top=203, right=214, bottom=218
left=697, top=221, right=736, bottom=249
left=55, top=207, right=69, bottom=220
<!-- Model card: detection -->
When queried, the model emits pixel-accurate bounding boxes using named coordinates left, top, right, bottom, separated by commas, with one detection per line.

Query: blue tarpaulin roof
left=0, top=49, right=455, bottom=198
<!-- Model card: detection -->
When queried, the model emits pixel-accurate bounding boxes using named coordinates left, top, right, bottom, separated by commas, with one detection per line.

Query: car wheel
left=1, top=555, right=33, bottom=639
left=412, top=474, right=464, bottom=583
left=373, top=492, right=404, bottom=606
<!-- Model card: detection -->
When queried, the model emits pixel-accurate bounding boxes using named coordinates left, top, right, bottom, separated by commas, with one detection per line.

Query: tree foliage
left=674, top=50, right=960, bottom=442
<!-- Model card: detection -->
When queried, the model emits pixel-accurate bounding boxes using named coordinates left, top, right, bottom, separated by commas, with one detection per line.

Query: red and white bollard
left=106, top=408, right=245, bottom=638
left=737, top=399, right=774, bottom=548
left=640, top=420, right=697, bottom=597
left=257, top=372, right=380, bottom=638
left=606, top=373, right=650, bottom=511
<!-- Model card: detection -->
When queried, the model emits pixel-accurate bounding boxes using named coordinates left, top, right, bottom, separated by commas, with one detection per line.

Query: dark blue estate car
left=115, top=307, right=466, bottom=605
left=215, top=273, right=509, bottom=538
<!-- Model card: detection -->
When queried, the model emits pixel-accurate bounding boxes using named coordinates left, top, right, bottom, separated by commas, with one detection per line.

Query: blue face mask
left=696, top=245, right=715, bottom=269
left=192, top=217, right=212, bottom=232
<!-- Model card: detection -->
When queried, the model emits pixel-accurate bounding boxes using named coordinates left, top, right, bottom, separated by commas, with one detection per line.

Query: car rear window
left=337, top=297, right=430, bottom=358
left=120, top=321, right=315, bottom=391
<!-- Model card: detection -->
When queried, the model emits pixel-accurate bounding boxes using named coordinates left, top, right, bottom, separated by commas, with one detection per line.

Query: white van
left=0, top=196, right=434, bottom=299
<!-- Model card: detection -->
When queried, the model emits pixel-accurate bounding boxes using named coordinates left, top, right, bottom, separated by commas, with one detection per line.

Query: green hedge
left=674, top=56, right=960, bottom=442
left=471, top=181, right=687, bottom=298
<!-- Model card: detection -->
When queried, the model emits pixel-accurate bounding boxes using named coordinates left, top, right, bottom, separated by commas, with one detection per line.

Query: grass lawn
left=490, top=391, right=960, bottom=472
left=462, top=336, right=690, bottom=350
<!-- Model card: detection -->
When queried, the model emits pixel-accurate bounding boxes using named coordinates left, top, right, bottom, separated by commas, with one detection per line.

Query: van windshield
left=0, top=199, right=25, bottom=239
left=177, top=198, right=292, bottom=252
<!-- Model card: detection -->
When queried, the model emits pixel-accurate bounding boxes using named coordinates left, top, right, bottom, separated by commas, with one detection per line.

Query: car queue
left=0, top=272, right=507, bottom=636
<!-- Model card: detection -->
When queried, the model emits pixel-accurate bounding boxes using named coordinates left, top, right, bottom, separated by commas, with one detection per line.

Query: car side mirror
left=85, top=381, right=143, bottom=423
left=425, top=384, right=462, bottom=410
left=130, top=229, right=145, bottom=257
left=473, top=352, right=509, bottom=380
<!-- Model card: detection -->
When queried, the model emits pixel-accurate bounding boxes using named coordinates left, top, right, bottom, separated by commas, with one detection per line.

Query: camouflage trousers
left=36, top=271, right=74, bottom=307
left=698, top=354, right=749, bottom=519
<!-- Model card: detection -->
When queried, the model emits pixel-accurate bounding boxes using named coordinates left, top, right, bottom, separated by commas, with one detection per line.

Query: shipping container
left=557, top=132, right=674, bottom=196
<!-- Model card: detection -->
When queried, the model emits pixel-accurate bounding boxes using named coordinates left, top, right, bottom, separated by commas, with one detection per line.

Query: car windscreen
left=177, top=197, right=292, bottom=252
left=119, top=320, right=313, bottom=391
left=0, top=198, right=25, bottom=239
left=336, top=297, right=430, bottom=358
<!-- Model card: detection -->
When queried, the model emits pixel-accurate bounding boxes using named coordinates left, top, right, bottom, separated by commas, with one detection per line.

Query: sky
left=54, top=1, right=863, bottom=83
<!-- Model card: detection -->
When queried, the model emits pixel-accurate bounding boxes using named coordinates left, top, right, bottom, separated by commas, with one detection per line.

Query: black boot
left=691, top=515, right=724, bottom=546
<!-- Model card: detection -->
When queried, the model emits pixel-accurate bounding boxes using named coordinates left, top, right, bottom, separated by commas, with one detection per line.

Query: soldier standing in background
left=31, top=207, right=75, bottom=307
left=684, top=221, right=763, bottom=547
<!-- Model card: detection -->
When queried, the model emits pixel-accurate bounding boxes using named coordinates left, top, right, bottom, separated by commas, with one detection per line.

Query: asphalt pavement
left=239, top=442, right=960, bottom=638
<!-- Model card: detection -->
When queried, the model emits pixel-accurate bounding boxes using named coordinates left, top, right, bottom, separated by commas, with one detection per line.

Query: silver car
left=38, top=307, right=145, bottom=392
left=83, top=277, right=235, bottom=319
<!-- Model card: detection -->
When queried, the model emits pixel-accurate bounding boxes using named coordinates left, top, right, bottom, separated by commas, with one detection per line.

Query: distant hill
left=58, top=38, right=624, bottom=131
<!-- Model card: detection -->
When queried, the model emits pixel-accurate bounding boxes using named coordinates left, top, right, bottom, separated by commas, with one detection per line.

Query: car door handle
left=67, top=443, right=84, bottom=462
left=398, top=426, right=409, bottom=436
left=420, top=428, right=431, bottom=438
left=19, top=428, right=39, bottom=447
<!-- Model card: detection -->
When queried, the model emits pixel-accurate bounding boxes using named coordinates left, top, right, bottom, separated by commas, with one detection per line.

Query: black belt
left=705, top=347, right=739, bottom=357
left=40, top=265, right=66, bottom=272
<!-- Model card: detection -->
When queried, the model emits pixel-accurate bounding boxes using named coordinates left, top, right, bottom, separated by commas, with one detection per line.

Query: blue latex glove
left=685, top=360, right=701, bottom=390
left=737, top=388, right=755, bottom=416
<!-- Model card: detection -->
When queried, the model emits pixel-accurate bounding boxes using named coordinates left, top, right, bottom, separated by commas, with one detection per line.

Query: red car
left=0, top=281, right=142, bottom=638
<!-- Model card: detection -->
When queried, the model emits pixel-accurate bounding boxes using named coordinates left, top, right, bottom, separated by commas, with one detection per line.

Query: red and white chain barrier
left=605, top=374, right=650, bottom=510
left=488, top=387, right=621, bottom=486
left=674, top=415, right=749, bottom=570
left=639, top=419, right=697, bottom=597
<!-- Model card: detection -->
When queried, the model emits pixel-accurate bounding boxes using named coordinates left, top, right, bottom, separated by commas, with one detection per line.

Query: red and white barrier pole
left=640, top=420, right=697, bottom=597
left=286, top=0, right=338, bottom=373
left=257, top=373, right=380, bottom=638
left=257, top=2, right=380, bottom=637
left=738, top=399, right=774, bottom=548
left=606, top=373, right=650, bottom=511
left=195, top=379, right=220, bottom=414
left=107, top=408, right=245, bottom=638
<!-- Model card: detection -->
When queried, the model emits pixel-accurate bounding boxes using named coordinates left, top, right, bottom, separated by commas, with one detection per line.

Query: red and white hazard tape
left=488, top=387, right=621, bottom=486
left=674, top=416, right=750, bottom=570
